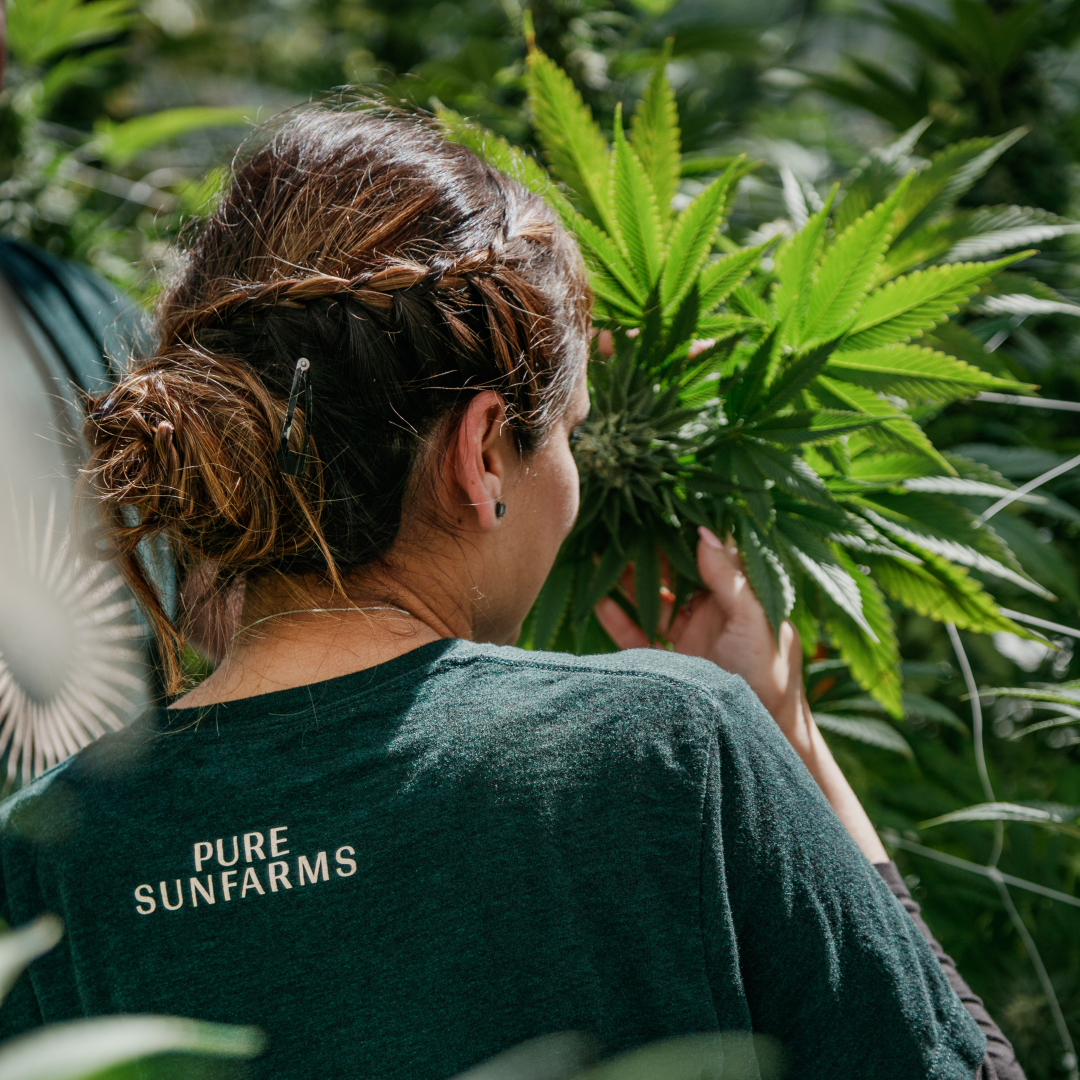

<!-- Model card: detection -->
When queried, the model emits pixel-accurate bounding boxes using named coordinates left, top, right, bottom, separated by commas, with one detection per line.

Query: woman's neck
left=169, top=579, right=450, bottom=708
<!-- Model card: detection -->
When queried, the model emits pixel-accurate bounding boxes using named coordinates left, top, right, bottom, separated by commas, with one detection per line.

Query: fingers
left=664, top=590, right=706, bottom=646
left=595, top=597, right=650, bottom=649
left=615, top=559, right=676, bottom=636
left=696, top=527, right=754, bottom=614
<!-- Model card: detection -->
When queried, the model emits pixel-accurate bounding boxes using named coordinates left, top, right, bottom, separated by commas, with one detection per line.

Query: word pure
left=133, top=826, right=357, bottom=915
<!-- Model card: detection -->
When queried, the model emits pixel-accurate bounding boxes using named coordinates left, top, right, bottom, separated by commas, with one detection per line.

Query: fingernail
left=698, top=526, right=723, bottom=550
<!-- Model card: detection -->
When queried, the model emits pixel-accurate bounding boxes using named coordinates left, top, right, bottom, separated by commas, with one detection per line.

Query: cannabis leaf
left=447, top=42, right=1043, bottom=714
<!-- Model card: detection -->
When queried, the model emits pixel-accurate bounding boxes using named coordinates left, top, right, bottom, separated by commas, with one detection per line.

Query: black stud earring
left=495, top=501, right=507, bottom=518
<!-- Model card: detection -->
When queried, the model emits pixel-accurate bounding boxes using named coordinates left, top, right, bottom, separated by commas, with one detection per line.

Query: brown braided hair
left=83, top=102, right=591, bottom=693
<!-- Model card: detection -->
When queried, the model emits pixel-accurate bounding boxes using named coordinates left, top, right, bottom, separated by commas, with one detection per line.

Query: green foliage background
left=5, top=1, right=1080, bottom=1077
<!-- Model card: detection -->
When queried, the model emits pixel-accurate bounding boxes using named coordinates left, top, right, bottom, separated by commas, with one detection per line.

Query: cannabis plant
left=442, top=39, right=1058, bottom=718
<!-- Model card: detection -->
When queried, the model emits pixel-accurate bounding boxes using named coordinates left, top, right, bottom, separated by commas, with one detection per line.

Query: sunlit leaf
left=859, top=549, right=1018, bottom=635
left=896, top=130, right=1027, bottom=235
left=630, top=45, right=681, bottom=221
left=737, top=517, right=795, bottom=634
left=840, top=254, right=1030, bottom=352
left=920, top=802, right=1080, bottom=839
left=0, top=1016, right=264, bottom=1080
left=526, top=40, right=614, bottom=232
left=798, top=175, right=911, bottom=346
left=6, top=0, right=137, bottom=67
left=772, top=186, right=837, bottom=324
left=92, top=108, right=250, bottom=168
left=660, top=164, right=740, bottom=316
left=611, top=105, right=662, bottom=288
left=436, top=108, right=574, bottom=220
left=815, top=712, right=912, bottom=756
left=0, top=916, right=62, bottom=1005
left=824, top=344, right=1030, bottom=404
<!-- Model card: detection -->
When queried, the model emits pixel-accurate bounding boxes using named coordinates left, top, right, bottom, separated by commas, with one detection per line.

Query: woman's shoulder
left=443, top=640, right=769, bottom=741
left=423, top=642, right=792, bottom=810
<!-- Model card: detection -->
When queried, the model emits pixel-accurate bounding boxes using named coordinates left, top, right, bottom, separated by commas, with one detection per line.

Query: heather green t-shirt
left=0, top=640, right=983, bottom=1078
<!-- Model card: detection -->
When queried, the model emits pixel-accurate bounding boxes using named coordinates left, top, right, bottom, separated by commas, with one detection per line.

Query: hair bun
left=84, top=349, right=330, bottom=687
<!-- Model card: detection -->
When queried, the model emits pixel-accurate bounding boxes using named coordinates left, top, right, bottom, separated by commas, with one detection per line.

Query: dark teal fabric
left=0, top=640, right=984, bottom=1078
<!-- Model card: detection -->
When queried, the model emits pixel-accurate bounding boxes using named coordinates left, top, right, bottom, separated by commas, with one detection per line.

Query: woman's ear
left=451, top=390, right=513, bottom=531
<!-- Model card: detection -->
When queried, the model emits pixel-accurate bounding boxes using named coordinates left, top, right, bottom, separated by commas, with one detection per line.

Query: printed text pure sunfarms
left=133, top=826, right=356, bottom=915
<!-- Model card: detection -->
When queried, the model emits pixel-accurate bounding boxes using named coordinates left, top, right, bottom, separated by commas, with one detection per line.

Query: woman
left=0, top=105, right=1022, bottom=1079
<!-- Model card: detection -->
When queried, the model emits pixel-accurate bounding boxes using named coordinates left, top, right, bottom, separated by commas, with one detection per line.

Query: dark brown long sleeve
left=875, top=861, right=1025, bottom=1080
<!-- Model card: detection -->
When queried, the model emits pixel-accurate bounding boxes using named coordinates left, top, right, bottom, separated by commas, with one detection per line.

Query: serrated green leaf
left=833, top=119, right=931, bottom=235
left=696, top=313, right=758, bottom=339
left=1008, top=714, right=1080, bottom=741
left=856, top=495, right=1053, bottom=597
left=37, top=46, right=122, bottom=106
left=884, top=204, right=1080, bottom=280
left=824, top=344, right=1027, bottom=404
left=813, top=376, right=954, bottom=469
left=630, top=44, right=681, bottom=222
left=680, top=154, right=742, bottom=176
left=751, top=446, right=836, bottom=507
left=943, top=205, right=1080, bottom=262
left=901, top=692, right=967, bottom=733
left=526, top=44, right=614, bottom=232
left=436, top=108, right=573, bottom=220
left=772, top=186, right=838, bottom=324
left=859, top=549, right=1018, bottom=634
left=882, top=220, right=965, bottom=280
left=732, top=447, right=775, bottom=527
left=724, top=327, right=779, bottom=419
left=7, top=0, right=137, bottom=66
left=589, top=273, right=645, bottom=320
left=531, top=559, right=575, bottom=649
left=824, top=549, right=901, bottom=714
left=895, top=130, right=1028, bottom=236
left=736, top=517, right=795, bottom=634
left=575, top=543, right=630, bottom=621
left=846, top=450, right=945, bottom=483
left=988, top=684, right=1080, bottom=708
left=635, top=537, right=662, bottom=642
left=798, top=174, right=912, bottom=346
left=840, top=254, right=1029, bottom=352
left=568, top=213, right=646, bottom=309
left=698, top=244, right=768, bottom=314
left=756, top=338, right=840, bottom=420
left=815, top=713, right=911, bottom=756
left=778, top=520, right=874, bottom=637
left=920, top=802, right=1080, bottom=839
left=612, top=105, right=663, bottom=288
left=660, top=163, right=740, bottom=316
left=730, top=282, right=772, bottom=321
left=657, top=527, right=700, bottom=584
left=750, top=408, right=890, bottom=446
left=92, top=107, right=249, bottom=168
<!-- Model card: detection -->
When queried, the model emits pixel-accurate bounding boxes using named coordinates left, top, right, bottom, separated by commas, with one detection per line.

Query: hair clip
left=278, top=357, right=313, bottom=477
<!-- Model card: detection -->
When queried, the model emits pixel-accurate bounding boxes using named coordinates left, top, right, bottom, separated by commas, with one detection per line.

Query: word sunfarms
left=133, top=826, right=357, bottom=915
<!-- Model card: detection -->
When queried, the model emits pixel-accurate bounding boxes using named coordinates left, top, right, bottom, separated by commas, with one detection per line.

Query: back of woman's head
left=84, top=103, right=591, bottom=691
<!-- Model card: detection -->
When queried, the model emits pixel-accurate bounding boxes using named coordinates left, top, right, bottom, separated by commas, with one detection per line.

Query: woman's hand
left=595, top=527, right=812, bottom=752
left=595, top=526, right=888, bottom=863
